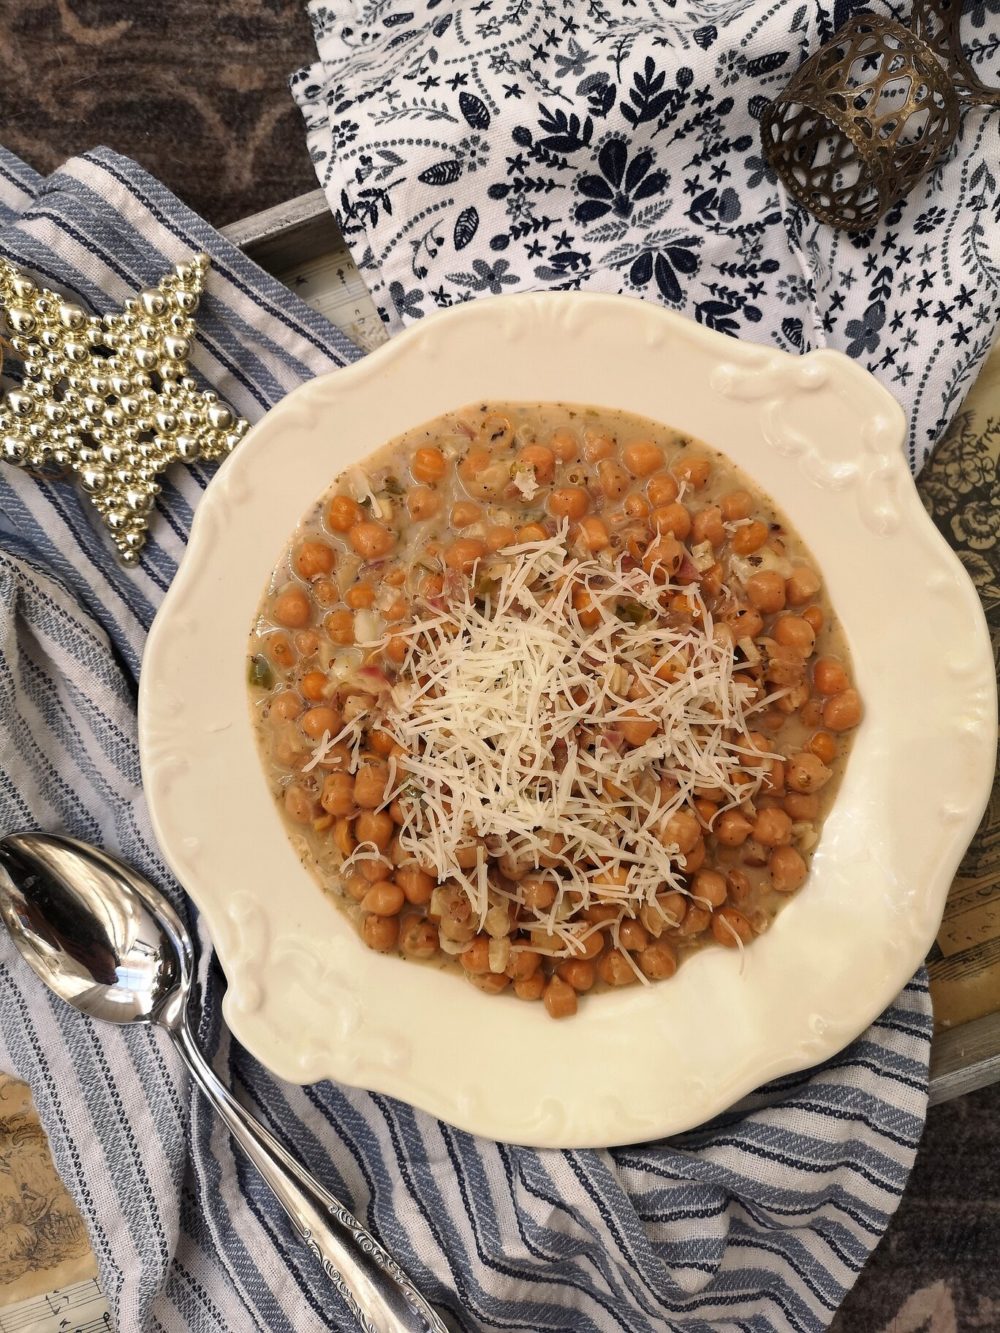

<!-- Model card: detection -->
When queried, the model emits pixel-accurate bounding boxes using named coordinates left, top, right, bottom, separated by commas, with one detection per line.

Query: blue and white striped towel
left=0, top=146, right=933, bottom=1333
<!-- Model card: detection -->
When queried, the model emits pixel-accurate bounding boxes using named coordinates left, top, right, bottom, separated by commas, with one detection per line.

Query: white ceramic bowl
left=139, top=293, right=995, bottom=1148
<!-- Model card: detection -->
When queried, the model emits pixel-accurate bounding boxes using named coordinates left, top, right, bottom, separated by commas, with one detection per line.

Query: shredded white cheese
left=326, top=528, right=775, bottom=955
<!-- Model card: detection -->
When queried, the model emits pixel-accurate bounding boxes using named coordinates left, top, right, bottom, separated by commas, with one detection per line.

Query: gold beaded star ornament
left=0, top=253, right=248, bottom=562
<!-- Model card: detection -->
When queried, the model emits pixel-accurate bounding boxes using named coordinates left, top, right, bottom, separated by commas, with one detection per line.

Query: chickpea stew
left=248, top=402, right=862, bottom=1019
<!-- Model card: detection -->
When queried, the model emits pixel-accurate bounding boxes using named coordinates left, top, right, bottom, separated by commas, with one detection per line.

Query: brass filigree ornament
left=762, top=0, right=1000, bottom=232
left=0, top=254, right=248, bottom=563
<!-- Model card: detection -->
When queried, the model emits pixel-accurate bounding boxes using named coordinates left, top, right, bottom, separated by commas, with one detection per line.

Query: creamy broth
left=248, top=402, right=861, bottom=1017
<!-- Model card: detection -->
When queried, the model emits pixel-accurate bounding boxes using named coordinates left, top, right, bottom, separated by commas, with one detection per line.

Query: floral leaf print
left=389, top=280, right=425, bottom=320
left=622, top=57, right=672, bottom=127
left=419, top=159, right=463, bottom=186
left=744, top=51, right=789, bottom=77
left=454, top=206, right=480, bottom=251
left=694, top=25, right=717, bottom=49
left=444, top=258, right=520, bottom=293
left=580, top=75, right=617, bottom=119
left=537, top=106, right=594, bottom=153
left=431, top=12, right=452, bottom=37
left=575, top=138, right=668, bottom=224
left=459, top=91, right=491, bottom=130
left=687, top=185, right=741, bottom=225
left=845, top=301, right=886, bottom=358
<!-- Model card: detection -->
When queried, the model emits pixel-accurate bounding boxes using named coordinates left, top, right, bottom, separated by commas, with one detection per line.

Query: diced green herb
left=247, top=654, right=274, bottom=690
left=616, top=599, right=652, bottom=626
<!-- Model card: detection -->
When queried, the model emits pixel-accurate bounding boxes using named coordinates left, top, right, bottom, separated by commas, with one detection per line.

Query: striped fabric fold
left=0, top=146, right=931, bottom=1333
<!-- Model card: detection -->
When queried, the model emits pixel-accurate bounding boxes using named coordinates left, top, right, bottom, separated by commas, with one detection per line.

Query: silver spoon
left=0, top=831, right=448, bottom=1333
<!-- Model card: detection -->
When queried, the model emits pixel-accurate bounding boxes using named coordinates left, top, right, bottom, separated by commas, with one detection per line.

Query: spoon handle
left=172, top=1019, right=448, bottom=1333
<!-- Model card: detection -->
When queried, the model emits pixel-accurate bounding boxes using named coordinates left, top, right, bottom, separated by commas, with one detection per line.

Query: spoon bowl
left=0, top=831, right=446, bottom=1333
left=0, top=832, right=190, bottom=1027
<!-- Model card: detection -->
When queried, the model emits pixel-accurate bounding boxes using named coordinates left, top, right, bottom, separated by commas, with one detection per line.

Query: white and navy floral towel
left=292, top=0, right=1000, bottom=472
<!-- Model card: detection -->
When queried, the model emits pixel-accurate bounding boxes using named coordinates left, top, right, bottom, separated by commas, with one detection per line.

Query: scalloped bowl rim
left=139, top=292, right=995, bottom=1148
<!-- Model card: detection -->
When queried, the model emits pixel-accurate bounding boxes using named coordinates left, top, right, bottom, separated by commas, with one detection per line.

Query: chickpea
left=786, top=751, right=832, bottom=794
left=354, top=759, right=390, bottom=809
left=514, top=972, right=546, bottom=1001
left=301, top=706, right=340, bottom=740
left=646, top=471, right=679, bottom=506
left=507, top=949, right=542, bottom=981
left=407, top=486, right=441, bottom=521
left=623, top=493, right=651, bottom=520
left=479, top=525, right=513, bottom=555
left=273, top=586, right=311, bottom=629
left=597, top=459, right=630, bottom=499
left=720, top=490, right=752, bottom=521
left=411, top=446, right=446, bottom=483
left=522, top=877, right=557, bottom=912
left=618, top=919, right=650, bottom=952
left=271, top=691, right=302, bottom=720
left=548, top=487, right=590, bottom=520
left=314, top=579, right=339, bottom=608
left=651, top=503, right=691, bottom=541
left=597, top=950, right=638, bottom=987
left=677, top=905, right=711, bottom=937
left=712, top=907, right=753, bottom=948
left=516, top=444, right=556, bottom=482
left=444, top=537, right=487, bottom=573
left=623, top=440, right=663, bottom=477
left=333, top=818, right=356, bottom=858
left=451, top=500, right=481, bottom=528
left=786, top=564, right=821, bottom=606
left=578, top=515, right=610, bottom=550
left=544, top=975, right=578, bottom=1018
left=558, top=959, right=596, bottom=992
left=663, top=808, right=701, bottom=855
left=753, top=807, right=793, bottom=847
left=348, top=521, right=396, bottom=559
left=726, top=868, right=752, bottom=905
left=802, top=605, right=824, bottom=634
left=638, top=940, right=678, bottom=980
left=362, top=912, right=399, bottom=952
left=813, top=657, right=850, bottom=696
left=745, top=571, right=786, bottom=614
left=808, top=731, right=838, bottom=764
left=774, top=615, right=816, bottom=656
left=355, top=810, right=394, bottom=851
left=327, top=494, right=363, bottom=532
left=396, top=866, right=435, bottom=905
left=673, top=456, right=711, bottom=489
left=823, top=689, right=863, bottom=732
left=344, top=583, right=373, bottom=610
left=361, top=880, right=405, bottom=917
left=458, top=446, right=490, bottom=481
left=584, top=432, right=614, bottom=461
left=460, top=935, right=491, bottom=974
left=517, top=522, right=549, bottom=543
left=731, top=607, right=765, bottom=640
left=784, top=791, right=820, bottom=819
left=295, top=540, right=335, bottom=581
left=549, top=428, right=578, bottom=462
left=325, top=610, right=355, bottom=646
left=642, top=535, right=684, bottom=576
left=715, top=809, right=754, bottom=847
left=691, top=869, right=727, bottom=908
left=470, top=972, right=510, bottom=995
left=342, top=873, right=370, bottom=903
left=732, top=520, right=768, bottom=555
left=691, top=505, right=725, bottom=547
left=769, top=845, right=808, bottom=894
left=400, top=916, right=438, bottom=959
left=283, top=784, right=315, bottom=825
left=321, top=772, right=355, bottom=816
left=360, top=856, right=392, bottom=883
left=620, top=715, right=658, bottom=746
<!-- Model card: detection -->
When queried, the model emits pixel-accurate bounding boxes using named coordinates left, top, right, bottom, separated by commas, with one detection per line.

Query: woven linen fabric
left=291, top=0, right=1000, bottom=471
left=0, top=144, right=933, bottom=1333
